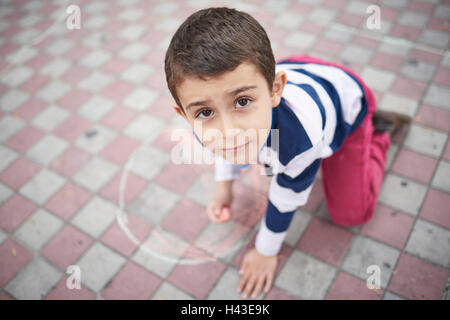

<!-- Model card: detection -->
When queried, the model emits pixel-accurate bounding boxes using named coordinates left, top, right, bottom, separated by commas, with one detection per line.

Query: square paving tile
left=76, top=242, right=126, bottom=292
left=275, top=249, right=336, bottom=299
left=341, top=235, right=400, bottom=288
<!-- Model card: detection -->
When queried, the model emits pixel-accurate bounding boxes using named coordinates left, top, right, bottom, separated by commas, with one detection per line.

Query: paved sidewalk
left=0, top=0, right=449, bottom=300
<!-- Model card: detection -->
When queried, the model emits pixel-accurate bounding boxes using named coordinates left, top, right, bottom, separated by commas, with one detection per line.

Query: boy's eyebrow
left=227, top=85, right=257, bottom=96
left=185, top=85, right=257, bottom=110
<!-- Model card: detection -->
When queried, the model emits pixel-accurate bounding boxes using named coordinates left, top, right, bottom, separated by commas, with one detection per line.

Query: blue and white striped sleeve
left=255, top=84, right=325, bottom=257
left=255, top=156, right=322, bottom=256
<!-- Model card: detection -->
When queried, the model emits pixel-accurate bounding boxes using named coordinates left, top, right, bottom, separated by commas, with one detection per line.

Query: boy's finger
left=264, top=274, right=273, bottom=293
left=242, top=274, right=257, bottom=298
left=207, top=206, right=222, bottom=223
left=219, top=206, right=231, bottom=221
left=252, top=277, right=264, bottom=298
left=237, top=270, right=250, bottom=293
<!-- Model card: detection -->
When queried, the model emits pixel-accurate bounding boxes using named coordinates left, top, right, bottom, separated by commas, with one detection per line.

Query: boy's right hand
left=206, top=181, right=234, bottom=223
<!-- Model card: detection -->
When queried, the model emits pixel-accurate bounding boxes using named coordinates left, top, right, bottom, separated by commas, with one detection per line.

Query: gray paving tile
left=341, top=235, right=400, bottom=288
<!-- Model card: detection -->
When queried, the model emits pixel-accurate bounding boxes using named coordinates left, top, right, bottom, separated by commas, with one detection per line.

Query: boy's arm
left=255, top=145, right=323, bottom=256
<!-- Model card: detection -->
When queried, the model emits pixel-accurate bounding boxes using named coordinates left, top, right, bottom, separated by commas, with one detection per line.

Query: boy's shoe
left=372, top=110, right=411, bottom=137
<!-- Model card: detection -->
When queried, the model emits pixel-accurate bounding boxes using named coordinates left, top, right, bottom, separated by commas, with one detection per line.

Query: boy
left=164, top=7, right=410, bottom=299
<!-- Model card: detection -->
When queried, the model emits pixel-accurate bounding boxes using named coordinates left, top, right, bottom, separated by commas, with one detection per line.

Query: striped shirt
left=214, top=59, right=369, bottom=256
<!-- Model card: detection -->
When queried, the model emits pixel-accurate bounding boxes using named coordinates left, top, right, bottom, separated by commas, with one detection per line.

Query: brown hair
left=164, top=7, right=275, bottom=113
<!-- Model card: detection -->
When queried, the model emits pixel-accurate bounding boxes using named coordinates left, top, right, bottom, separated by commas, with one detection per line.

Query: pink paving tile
left=325, top=272, right=383, bottom=300
left=297, top=217, right=354, bottom=266
left=12, top=97, right=46, bottom=122
left=416, top=104, right=450, bottom=133
left=433, top=67, right=450, bottom=88
left=311, top=39, right=345, bottom=57
left=379, top=7, right=400, bottom=22
left=167, top=247, right=227, bottom=299
left=391, top=148, right=438, bottom=184
left=161, top=198, right=210, bottom=243
left=390, top=24, right=422, bottom=42
left=0, top=291, right=14, bottom=300
left=62, top=45, right=90, bottom=62
left=142, top=49, right=166, bottom=68
left=33, top=35, right=55, bottom=51
left=148, top=94, right=177, bottom=121
left=100, top=171, right=148, bottom=206
left=146, top=72, right=169, bottom=92
left=420, top=189, right=450, bottom=230
left=60, top=66, right=91, bottom=86
left=360, top=204, right=415, bottom=249
left=408, top=0, right=436, bottom=15
left=101, top=19, right=127, bottom=34
left=0, top=194, right=37, bottom=233
left=231, top=231, right=294, bottom=277
left=5, top=125, right=45, bottom=153
left=57, top=89, right=92, bottom=112
left=99, top=135, right=140, bottom=165
left=0, top=239, right=33, bottom=287
left=264, top=287, right=296, bottom=300
left=390, top=76, right=428, bottom=101
left=409, top=48, right=442, bottom=65
left=154, top=162, right=204, bottom=194
left=0, top=157, right=41, bottom=190
left=298, top=21, right=326, bottom=36
left=336, top=12, right=364, bottom=28
left=352, top=35, right=380, bottom=50
left=289, top=2, right=314, bottom=15
left=250, top=11, right=276, bottom=25
left=101, top=106, right=137, bottom=130
left=322, top=0, right=347, bottom=10
left=0, top=27, right=21, bottom=42
left=101, top=58, right=131, bottom=75
left=388, top=253, right=449, bottom=300
left=44, top=182, right=91, bottom=220
left=151, top=126, right=183, bottom=152
left=427, top=17, right=450, bottom=33
left=102, top=38, right=129, bottom=53
left=25, top=53, right=52, bottom=70
left=265, top=26, right=290, bottom=43
left=40, top=225, right=94, bottom=270
left=100, top=213, right=152, bottom=257
left=53, top=115, right=92, bottom=142
left=102, top=261, right=162, bottom=300
left=50, top=146, right=92, bottom=178
left=369, top=51, right=405, bottom=72
left=19, top=74, right=50, bottom=94
left=276, top=46, right=304, bottom=63
left=232, top=182, right=268, bottom=228
left=140, top=30, right=170, bottom=45
left=100, top=80, right=135, bottom=101
left=44, top=276, right=96, bottom=300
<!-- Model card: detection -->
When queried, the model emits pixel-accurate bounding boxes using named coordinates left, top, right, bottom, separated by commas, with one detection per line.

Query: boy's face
left=173, top=60, right=287, bottom=165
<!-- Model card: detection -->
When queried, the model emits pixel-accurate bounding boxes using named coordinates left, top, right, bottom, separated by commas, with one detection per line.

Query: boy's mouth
left=221, top=141, right=250, bottom=153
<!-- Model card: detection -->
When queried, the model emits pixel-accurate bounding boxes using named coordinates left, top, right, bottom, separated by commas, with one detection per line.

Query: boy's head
left=165, top=7, right=286, bottom=165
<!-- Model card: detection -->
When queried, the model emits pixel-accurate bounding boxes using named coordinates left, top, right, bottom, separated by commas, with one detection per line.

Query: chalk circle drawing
left=116, top=125, right=268, bottom=266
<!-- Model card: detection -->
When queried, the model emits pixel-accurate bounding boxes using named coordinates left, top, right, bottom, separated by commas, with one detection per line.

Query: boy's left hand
left=237, top=248, right=278, bottom=299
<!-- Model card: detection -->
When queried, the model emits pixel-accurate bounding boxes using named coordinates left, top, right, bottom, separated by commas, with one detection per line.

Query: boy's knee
left=327, top=204, right=374, bottom=227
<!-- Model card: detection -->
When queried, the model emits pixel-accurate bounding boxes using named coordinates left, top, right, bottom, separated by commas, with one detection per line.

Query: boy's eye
left=197, top=109, right=213, bottom=119
left=236, top=98, right=251, bottom=108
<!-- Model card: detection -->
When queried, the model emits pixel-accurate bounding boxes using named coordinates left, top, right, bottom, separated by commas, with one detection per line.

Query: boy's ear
left=271, top=70, right=287, bottom=107
left=173, top=104, right=186, bottom=118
